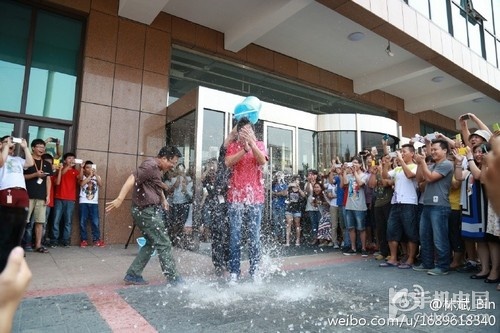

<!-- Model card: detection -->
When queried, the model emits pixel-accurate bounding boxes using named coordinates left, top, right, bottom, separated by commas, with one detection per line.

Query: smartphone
left=0, top=206, right=28, bottom=272
left=12, top=137, right=22, bottom=143
left=382, top=134, right=389, bottom=140
left=460, top=114, right=470, bottom=121
left=91, top=164, right=97, bottom=171
left=455, top=133, right=462, bottom=142
left=493, top=123, right=500, bottom=132
left=74, top=158, right=83, bottom=164
left=389, top=152, right=397, bottom=158
left=371, top=160, right=376, bottom=167
left=458, top=147, right=467, bottom=156
left=425, top=133, right=436, bottom=141
left=347, top=162, right=353, bottom=167
left=53, top=159, right=60, bottom=167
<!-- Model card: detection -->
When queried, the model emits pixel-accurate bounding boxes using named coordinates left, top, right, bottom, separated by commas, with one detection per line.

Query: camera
left=74, top=158, right=83, bottom=164
left=12, top=137, right=22, bottom=143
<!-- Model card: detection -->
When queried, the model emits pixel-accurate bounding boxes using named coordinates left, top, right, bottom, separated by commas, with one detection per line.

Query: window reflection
left=406, top=0, right=499, bottom=68
left=473, top=0, right=493, bottom=32
left=201, top=110, right=225, bottom=163
left=167, top=111, right=196, bottom=170
left=25, top=11, right=81, bottom=120
left=298, top=129, right=316, bottom=175
left=26, top=69, right=77, bottom=120
left=317, top=131, right=356, bottom=171
left=0, top=61, right=24, bottom=112
left=0, top=1, right=30, bottom=113
left=0, top=122, right=15, bottom=137
left=429, top=0, right=448, bottom=31
left=485, top=32, right=497, bottom=66
left=361, top=132, right=398, bottom=157
left=451, top=4, right=468, bottom=46
left=267, top=126, right=293, bottom=174
left=408, top=0, right=430, bottom=18
left=467, top=19, right=482, bottom=56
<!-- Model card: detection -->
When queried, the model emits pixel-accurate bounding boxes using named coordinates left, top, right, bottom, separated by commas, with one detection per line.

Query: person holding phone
left=458, top=113, right=492, bottom=149
left=50, top=152, right=81, bottom=248
left=79, top=161, right=104, bottom=248
left=0, top=136, right=34, bottom=209
left=23, top=139, right=53, bottom=253
left=0, top=136, right=34, bottom=274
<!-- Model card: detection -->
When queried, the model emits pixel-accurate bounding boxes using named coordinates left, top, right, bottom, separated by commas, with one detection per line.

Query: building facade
left=1, top=0, right=498, bottom=244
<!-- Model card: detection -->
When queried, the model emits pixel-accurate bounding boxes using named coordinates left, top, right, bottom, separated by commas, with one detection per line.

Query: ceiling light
left=347, top=32, right=365, bottom=41
left=385, top=40, right=394, bottom=57
left=431, top=76, right=444, bottom=83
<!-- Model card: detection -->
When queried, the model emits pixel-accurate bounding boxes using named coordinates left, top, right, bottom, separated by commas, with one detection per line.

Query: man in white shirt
left=380, top=144, right=419, bottom=269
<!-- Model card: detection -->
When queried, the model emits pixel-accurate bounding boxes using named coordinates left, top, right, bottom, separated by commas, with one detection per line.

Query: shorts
left=28, top=199, right=47, bottom=224
left=386, top=204, right=419, bottom=242
left=345, top=209, right=366, bottom=231
left=285, top=211, right=302, bottom=218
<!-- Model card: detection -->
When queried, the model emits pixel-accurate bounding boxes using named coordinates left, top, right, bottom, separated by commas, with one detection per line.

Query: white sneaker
left=333, top=243, right=340, bottom=249
left=229, top=273, right=238, bottom=285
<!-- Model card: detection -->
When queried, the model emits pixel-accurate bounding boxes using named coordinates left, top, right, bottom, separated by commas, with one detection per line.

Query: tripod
left=124, top=224, right=136, bottom=249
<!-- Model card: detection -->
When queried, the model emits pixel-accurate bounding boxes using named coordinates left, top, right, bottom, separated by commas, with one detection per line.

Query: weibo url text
left=328, top=313, right=496, bottom=328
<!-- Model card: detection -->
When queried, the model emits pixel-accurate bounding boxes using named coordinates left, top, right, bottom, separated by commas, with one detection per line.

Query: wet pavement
left=13, top=242, right=500, bottom=332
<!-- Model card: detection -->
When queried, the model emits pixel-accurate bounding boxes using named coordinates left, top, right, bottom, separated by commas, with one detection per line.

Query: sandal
left=35, top=246, right=49, bottom=253
left=379, top=262, right=398, bottom=268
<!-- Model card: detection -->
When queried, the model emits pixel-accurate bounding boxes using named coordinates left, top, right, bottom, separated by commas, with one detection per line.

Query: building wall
left=42, top=0, right=456, bottom=244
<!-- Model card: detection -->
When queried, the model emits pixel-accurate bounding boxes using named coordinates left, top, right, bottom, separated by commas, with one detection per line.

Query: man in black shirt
left=23, top=139, right=52, bottom=253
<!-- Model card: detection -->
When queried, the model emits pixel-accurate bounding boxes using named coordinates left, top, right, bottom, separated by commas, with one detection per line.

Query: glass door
left=263, top=123, right=295, bottom=239
left=265, top=123, right=295, bottom=176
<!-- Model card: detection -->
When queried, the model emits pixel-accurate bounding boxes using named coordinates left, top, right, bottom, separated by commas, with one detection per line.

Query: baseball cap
left=469, top=129, right=491, bottom=142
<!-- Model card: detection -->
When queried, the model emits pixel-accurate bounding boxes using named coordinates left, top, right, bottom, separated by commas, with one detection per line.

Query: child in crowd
left=79, top=161, right=104, bottom=247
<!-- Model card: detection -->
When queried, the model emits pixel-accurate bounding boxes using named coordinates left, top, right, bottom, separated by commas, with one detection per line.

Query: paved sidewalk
left=13, top=243, right=500, bottom=332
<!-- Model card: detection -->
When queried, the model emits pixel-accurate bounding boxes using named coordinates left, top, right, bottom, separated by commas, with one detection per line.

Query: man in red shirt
left=225, top=117, right=268, bottom=284
left=50, top=153, right=80, bottom=247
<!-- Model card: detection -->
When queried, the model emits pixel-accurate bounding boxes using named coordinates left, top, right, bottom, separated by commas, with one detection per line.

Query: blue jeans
left=228, top=203, right=263, bottom=276
left=272, top=206, right=286, bottom=240
left=307, top=210, right=321, bottom=238
left=79, top=203, right=100, bottom=241
left=340, top=206, right=351, bottom=248
left=419, top=205, right=451, bottom=270
left=52, top=199, right=75, bottom=245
